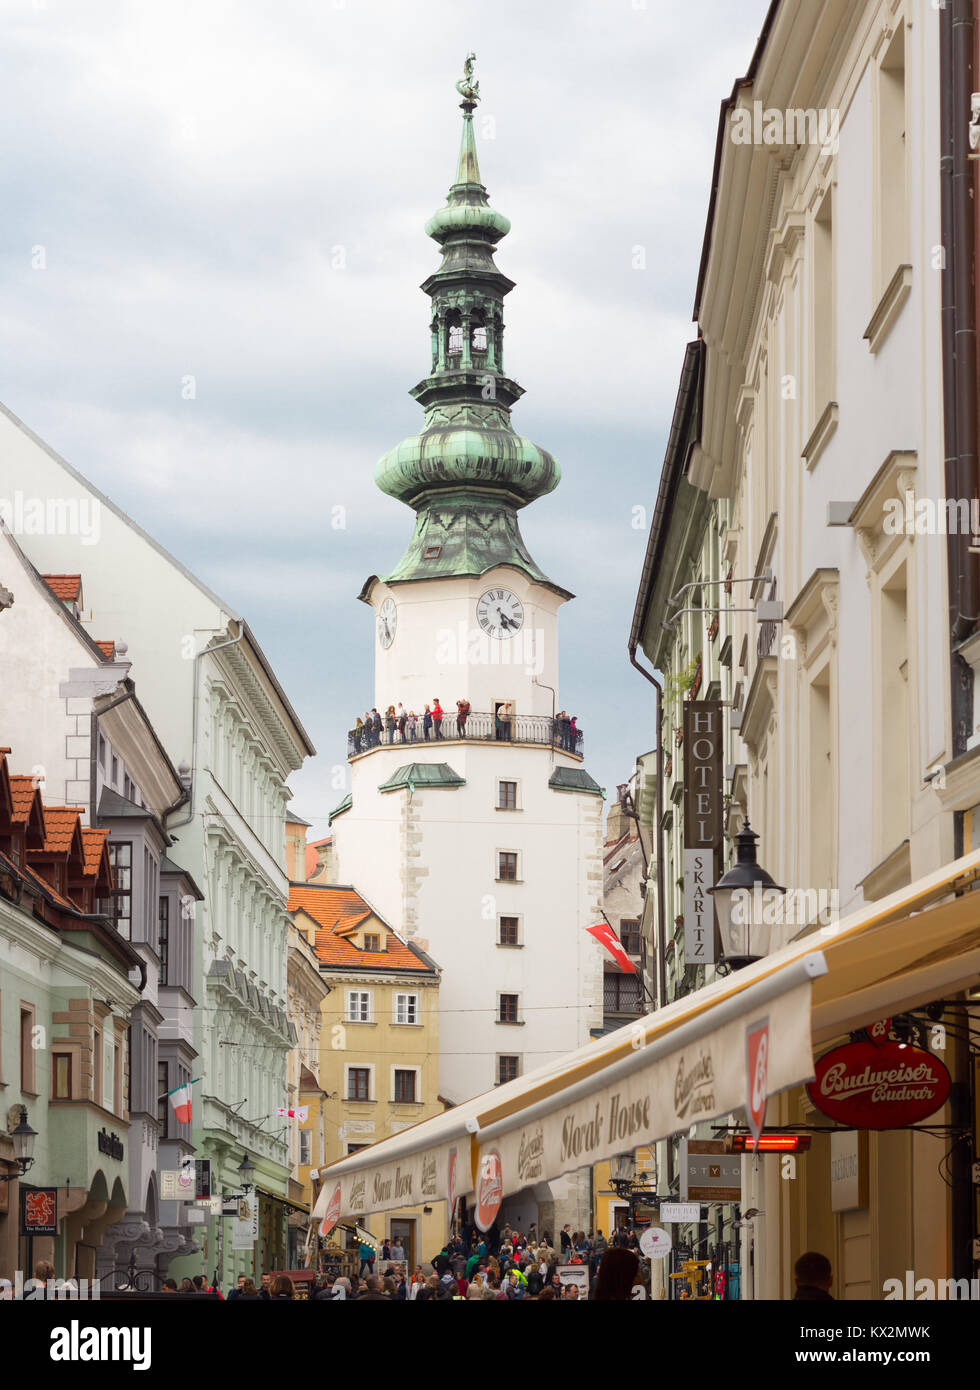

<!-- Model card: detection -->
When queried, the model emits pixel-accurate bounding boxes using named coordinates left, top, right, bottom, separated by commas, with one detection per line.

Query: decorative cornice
left=848, top=449, right=917, bottom=571
left=740, top=655, right=779, bottom=753
left=785, top=567, right=840, bottom=662
left=863, top=263, right=913, bottom=354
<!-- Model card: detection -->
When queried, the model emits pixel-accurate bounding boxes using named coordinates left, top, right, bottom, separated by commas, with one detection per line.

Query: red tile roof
left=287, top=883, right=430, bottom=972
left=94, top=640, right=115, bottom=660
left=8, top=775, right=47, bottom=844
left=31, top=805, right=85, bottom=859
left=20, top=861, right=76, bottom=909
left=41, top=574, right=82, bottom=602
left=80, top=826, right=111, bottom=878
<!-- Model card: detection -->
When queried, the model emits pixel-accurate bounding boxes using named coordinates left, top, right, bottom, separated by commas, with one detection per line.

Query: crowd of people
left=349, top=700, right=583, bottom=754
left=143, top=1223, right=643, bottom=1302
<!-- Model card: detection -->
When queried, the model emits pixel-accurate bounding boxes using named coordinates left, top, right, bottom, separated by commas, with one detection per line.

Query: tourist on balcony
left=352, top=717, right=364, bottom=754
left=569, top=715, right=580, bottom=751
left=369, top=709, right=382, bottom=746
left=423, top=704, right=433, bottom=740
left=556, top=710, right=571, bottom=751
left=385, top=707, right=396, bottom=744
left=396, top=704, right=407, bottom=741
left=407, top=710, right=418, bottom=741
left=432, top=698, right=444, bottom=738
left=456, top=697, right=470, bottom=736
left=495, top=700, right=512, bottom=741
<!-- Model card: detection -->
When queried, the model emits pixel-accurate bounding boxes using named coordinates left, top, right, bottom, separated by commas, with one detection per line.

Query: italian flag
left=168, top=1084, right=193, bottom=1125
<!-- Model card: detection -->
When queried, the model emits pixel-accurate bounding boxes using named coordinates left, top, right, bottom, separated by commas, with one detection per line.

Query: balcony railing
left=348, top=711, right=584, bottom=760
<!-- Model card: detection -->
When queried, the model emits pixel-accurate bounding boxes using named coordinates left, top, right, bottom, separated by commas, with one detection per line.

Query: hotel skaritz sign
left=330, top=1138, right=472, bottom=1219
left=478, top=977, right=814, bottom=1195
left=682, top=701, right=725, bottom=966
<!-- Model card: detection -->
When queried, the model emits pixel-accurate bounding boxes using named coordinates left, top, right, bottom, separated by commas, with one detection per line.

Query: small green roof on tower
left=371, top=55, right=566, bottom=596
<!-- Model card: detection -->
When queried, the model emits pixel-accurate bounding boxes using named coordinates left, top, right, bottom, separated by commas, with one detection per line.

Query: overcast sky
left=0, top=0, right=769, bottom=839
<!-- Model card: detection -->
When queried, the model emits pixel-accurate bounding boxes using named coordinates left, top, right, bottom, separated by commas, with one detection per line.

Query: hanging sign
left=20, top=1187, right=58, bottom=1236
left=319, top=1183, right=342, bottom=1238
left=867, top=1019, right=891, bottom=1048
left=640, top=1226, right=672, bottom=1259
left=807, top=1040, right=951, bottom=1129
left=474, top=1148, right=503, bottom=1232
left=683, top=849, right=716, bottom=966
left=448, top=1146, right=458, bottom=1218
left=745, top=1017, right=770, bottom=1145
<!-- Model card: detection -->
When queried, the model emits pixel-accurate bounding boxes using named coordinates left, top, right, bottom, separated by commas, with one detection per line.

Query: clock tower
left=331, top=58, right=604, bottom=1131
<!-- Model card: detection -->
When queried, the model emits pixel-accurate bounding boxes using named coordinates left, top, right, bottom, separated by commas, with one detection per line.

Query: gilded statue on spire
left=456, top=52, right=480, bottom=105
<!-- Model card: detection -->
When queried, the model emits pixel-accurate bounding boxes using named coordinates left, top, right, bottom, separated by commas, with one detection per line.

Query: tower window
left=423, top=543, right=442, bottom=560
left=472, top=324, right=487, bottom=352
left=447, top=319, right=463, bottom=355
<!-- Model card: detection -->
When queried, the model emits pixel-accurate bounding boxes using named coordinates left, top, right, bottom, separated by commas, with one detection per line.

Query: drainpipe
left=941, top=0, right=979, bottom=750
left=627, top=646, right=667, bottom=1011
left=941, top=0, right=979, bottom=1284
left=167, top=621, right=246, bottom=832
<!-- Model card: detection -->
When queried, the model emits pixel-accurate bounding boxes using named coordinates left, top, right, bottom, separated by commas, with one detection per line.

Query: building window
left=497, top=780, right=518, bottom=811
left=111, top=754, right=119, bottom=788
left=347, top=1143, right=369, bottom=1155
left=620, top=920, right=641, bottom=955
left=346, top=991, right=372, bottom=1023
left=812, top=187, right=835, bottom=415
left=20, top=1005, right=35, bottom=1093
left=158, top=896, right=170, bottom=985
left=98, top=735, right=106, bottom=772
left=158, top=1060, right=169, bottom=1139
left=604, top=973, right=641, bottom=1014
left=498, top=993, right=520, bottom=1024
left=497, top=851, right=518, bottom=882
left=498, top=1055, right=520, bottom=1085
left=106, top=842, right=132, bottom=938
left=363, top=934, right=381, bottom=952
left=299, top=1130, right=312, bottom=1166
left=52, top=1052, right=72, bottom=1100
left=347, top=1067, right=371, bottom=1102
left=877, top=23, right=907, bottom=291
left=498, top=915, right=520, bottom=946
left=393, top=1069, right=418, bottom=1104
left=393, top=993, right=418, bottom=1025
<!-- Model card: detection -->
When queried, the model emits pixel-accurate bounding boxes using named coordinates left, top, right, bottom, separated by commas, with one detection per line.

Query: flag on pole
left=586, top=922, right=637, bottom=973
left=275, top=1105, right=309, bottom=1122
left=168, top=1084, right=193, bottom=1125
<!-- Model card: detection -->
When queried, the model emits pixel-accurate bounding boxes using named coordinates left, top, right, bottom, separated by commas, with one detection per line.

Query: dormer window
left=363, top=933, right=381, bottom=952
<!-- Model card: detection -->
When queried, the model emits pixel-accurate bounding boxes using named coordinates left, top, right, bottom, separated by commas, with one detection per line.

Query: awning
left=313, top=845, right=980, bottom=1222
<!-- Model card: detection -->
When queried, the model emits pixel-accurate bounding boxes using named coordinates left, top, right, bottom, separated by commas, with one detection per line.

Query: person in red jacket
left=432, top=698, right=444, bottom=739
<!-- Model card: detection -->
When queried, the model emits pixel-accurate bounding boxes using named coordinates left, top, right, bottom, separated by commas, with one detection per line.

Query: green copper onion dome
left=373, top=54, right=564, bottom=592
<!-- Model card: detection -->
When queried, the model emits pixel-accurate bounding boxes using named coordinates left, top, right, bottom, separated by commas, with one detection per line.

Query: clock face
left=377, top=597, right=397, bottom=649
left=476, top=588, right=524, bottom=639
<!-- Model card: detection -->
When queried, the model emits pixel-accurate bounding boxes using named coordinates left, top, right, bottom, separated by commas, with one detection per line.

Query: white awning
left=313, top=844, right=980, bottom=1223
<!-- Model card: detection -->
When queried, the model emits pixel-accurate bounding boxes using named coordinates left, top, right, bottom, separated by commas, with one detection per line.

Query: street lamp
left=0, top=1106, right=37, bottom=1181
left=238, top=1152, right=255, bottom=1195
left=708, top=821, right=785, bottom=970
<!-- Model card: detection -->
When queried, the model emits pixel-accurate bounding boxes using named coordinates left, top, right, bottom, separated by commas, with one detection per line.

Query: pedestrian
left=385, top=706, right=395, bottom=744
left=592, top=1247, right=639, bottom=1301
left=569, top=715, right=580, bottom=751
left=227, top=1274, right=248, bottom=1300
left=456, top=697, right=470, bottom=736
left=237, top=1279, right=261, bottom=1300
left=357, top=1274, right=390, bottom=1301
left=370, top=709, right=382, bottom=747
left=390, top=1237, right=405, bottom=1264
left=396, top=704, right=407, bottom=741
left=352, top=717, right=364, bottom=754
left=407, top=710, right=418, bottom=741
left=268, top=1275, right=295, bottom=1300
left=467, top=1272, right=485, bottom=1299
left=358, top=1240, right=375, bottom=1277
left=178, top=1278, right=196, bottom=1294
left=792, top=1251, right=834, bottom=1300
left=563, top=1283, right=580, bottom=1300
left=423, top=704, right=433, bottom=741
left=560, top=1223, right=572, bottom=1259
left=432, top=698, right=444, bottom=739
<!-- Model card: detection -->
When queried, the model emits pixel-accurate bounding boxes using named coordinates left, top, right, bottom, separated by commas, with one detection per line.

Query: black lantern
left=237, top=1152, right=255, bottom=1195
left=1, top=1106, right=37, bottom=1181
left=708, top=821, right=785, bottom=969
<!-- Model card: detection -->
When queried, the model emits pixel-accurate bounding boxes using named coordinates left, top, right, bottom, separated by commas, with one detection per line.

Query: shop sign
left=21, top=1186, right=58, bottom=1235
left=830, top=1130, right=868, bottom=1213
left=320, top=1183, right=342, bottom=1238
left=97, top=1128, right=124, bottom=1161
left=231, top=1194, right=258, bottom=1251
left=640, top=1226, right=672, bottom=1259
left=659, top=1202, right=701, bottom=1224
left=807, top=1040, right=951, bottom=1129
left=745, top=1017, right=770, bottom=1145
left=448, top=1147, right=457, bottom=1217
left=474, top=1149, right=503, bottom=1232
left=683, top=1139, right=741, bottom=1202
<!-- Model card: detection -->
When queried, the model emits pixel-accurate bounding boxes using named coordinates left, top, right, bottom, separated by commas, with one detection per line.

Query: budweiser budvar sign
left=807, top=1039, right=951, bottom=1129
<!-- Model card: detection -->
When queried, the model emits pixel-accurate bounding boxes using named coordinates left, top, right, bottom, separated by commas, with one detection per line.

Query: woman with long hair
left=592, top=1247, right=639, bottom=1301
left=268, top=1274, right=295, bottom=1300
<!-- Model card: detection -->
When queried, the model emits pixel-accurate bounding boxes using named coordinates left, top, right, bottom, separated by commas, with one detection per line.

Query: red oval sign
left=320, top=1182, right=342, bottom=1237
left=474, top=1149, right=503, bottom=1232
left=807, top=1039, right=950, bottom=1129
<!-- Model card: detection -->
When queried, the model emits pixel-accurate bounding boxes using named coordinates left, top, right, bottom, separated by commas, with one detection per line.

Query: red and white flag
left=586, top=922, right=637, bottom=973
left=168, top=1084, right=193, bottom=1125
left=275, top=1105, right=309, bottom=1122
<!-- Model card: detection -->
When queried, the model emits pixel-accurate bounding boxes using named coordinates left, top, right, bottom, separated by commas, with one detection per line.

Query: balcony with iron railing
left=347, top=710, right=584, bottom=761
